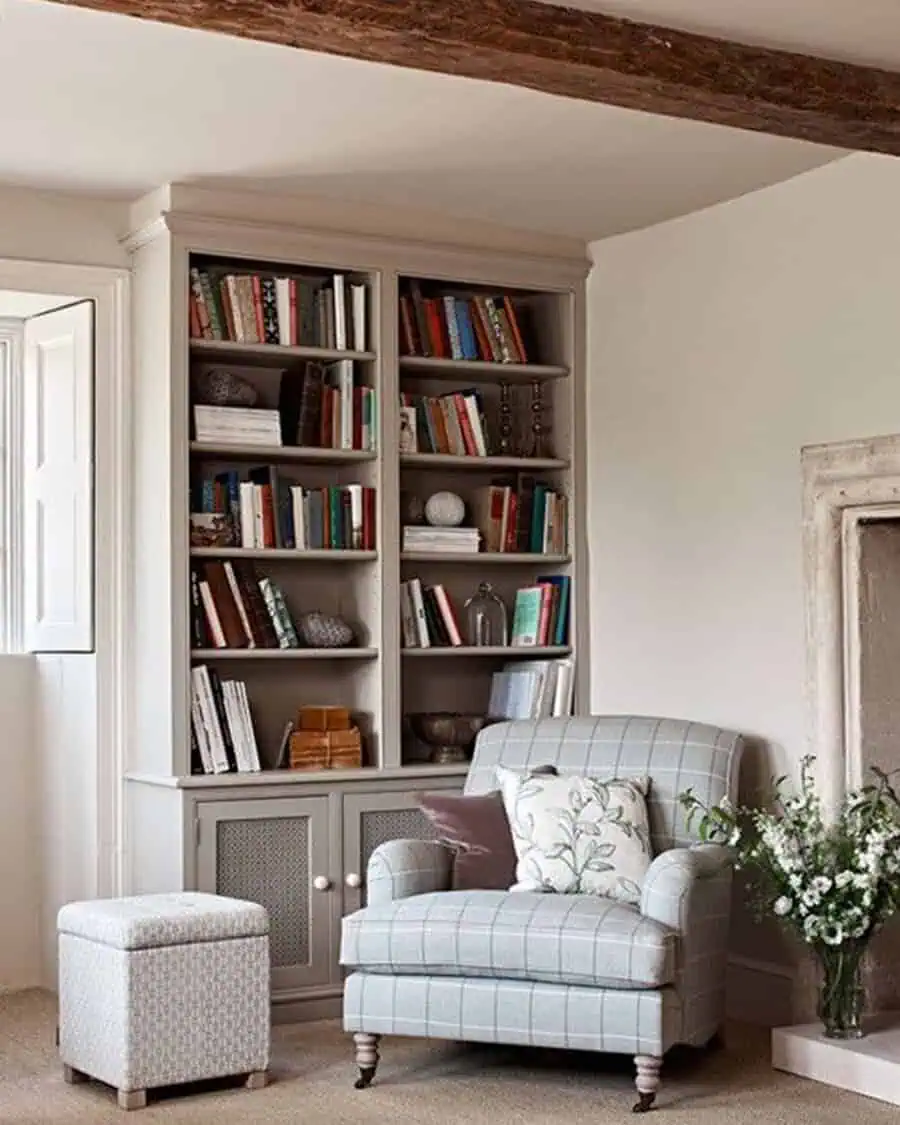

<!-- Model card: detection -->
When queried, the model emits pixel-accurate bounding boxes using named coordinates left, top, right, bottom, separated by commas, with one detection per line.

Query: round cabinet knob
left=312, top=875, right=332, bottom=892
left=345, top=872, right=362, bottom=889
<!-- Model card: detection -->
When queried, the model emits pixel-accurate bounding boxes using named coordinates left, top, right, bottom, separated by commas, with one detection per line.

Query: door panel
left=197, top=796, right=333, bottom=992
left=23, top=301, right=94, bottom=651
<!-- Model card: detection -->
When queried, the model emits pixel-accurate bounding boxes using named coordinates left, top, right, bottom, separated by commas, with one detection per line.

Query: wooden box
left=289, top=726, right=362, bottom=770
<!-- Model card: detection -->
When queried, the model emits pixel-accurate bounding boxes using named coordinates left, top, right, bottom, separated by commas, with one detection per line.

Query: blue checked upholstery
left=342, top=891, right=675, bottom=989
left=342, top=716, right=743, bottom=1063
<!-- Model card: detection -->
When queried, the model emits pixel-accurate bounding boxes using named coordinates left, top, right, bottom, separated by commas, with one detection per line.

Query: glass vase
left=464, top=582, right=508, bottom=647
left=816, top=941, right=866, bottom=1040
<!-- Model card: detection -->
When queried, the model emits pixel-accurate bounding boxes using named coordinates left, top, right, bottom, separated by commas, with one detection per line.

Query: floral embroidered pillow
left=495, top=766, right=653, bottom=905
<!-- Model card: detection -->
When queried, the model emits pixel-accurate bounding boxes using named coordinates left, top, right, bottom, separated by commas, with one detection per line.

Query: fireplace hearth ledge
left=772, top=1014, right=900, bottom=1106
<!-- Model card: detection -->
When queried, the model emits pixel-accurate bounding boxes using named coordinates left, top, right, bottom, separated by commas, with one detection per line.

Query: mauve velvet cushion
left=417, top=791, right=517, bottom=891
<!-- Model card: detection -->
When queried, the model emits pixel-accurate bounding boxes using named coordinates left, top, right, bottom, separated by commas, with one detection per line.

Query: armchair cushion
left=417, top=791, right=517, bottom=891
left=340, top=889, right=676, bottom=990
left=497, top=767, right=653, bottom=905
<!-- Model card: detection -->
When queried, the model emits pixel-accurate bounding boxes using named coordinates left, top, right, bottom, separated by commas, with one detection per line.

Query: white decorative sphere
left=425, top=491, right=465, bottom=527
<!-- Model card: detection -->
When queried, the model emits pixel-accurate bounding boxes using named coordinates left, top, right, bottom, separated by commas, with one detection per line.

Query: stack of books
left=400, top=579, right=463, bottom=648
left=191, top=562, right=299, bottom=650
left=402, top=526, right=480, bottom=554
left=189, top=265, right=367, bottom=352
left=279, top=361, right=376, bottom=452
left=399, top=280, right=533, bottom=363
left=194, top=405, right=282, bottom=447
left=488, top=658, right=575, bottom=720
left=190, top=664, right=261, bottom=774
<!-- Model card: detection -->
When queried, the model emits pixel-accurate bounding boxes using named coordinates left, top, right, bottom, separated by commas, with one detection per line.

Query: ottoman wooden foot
left=62, top=1064, right=87, bottom=1085
left=245, top=1070, right=268, bottom=1090
left=117, top=1089, right=147, bottom=1111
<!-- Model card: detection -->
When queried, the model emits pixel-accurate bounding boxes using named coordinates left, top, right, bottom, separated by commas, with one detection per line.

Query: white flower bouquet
left=681, top=757, right=900, bottom=1038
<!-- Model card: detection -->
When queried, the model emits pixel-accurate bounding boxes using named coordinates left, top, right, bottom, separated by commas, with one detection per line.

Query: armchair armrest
left=639, top=844, right=733, bottom=1047
left=640, top=844, right=732, bottom=931
left=366, top=838, right=454, bottom=906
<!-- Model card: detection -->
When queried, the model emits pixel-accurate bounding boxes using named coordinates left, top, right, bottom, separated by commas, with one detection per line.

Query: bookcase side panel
left=567, top=280, right=590, bottom=709
left=129, top=231, right=188, bottom=777
left=377, top=269, right=402, bottom=768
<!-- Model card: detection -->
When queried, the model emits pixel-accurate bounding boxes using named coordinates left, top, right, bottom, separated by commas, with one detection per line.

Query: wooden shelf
left=401, top=551, right=570, bottom=564
left=191, top=548, right=377, bottom=561
left=127, top=763, right=471, bottom=789
left=399, top=356, right=568, bottom=383
left=400, top=452, right=568, bottom=471
left=191, top=647, right=378, bottom=661
left=191, top=338, right=376, bottom=367
left=190, top=442, right=377, bottom=463
left=402, top=646, right=571, bottom=658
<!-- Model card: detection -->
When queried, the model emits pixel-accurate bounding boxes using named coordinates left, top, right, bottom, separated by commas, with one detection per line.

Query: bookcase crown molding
left=122, top=183, right=591, bottom=289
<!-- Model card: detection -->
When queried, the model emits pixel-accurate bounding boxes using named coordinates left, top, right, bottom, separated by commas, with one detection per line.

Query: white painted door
left=23, top=302, right=94, bottom=651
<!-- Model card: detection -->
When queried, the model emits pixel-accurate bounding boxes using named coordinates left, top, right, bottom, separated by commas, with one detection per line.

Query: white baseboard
left=726, top=954, right=796, bottom=1027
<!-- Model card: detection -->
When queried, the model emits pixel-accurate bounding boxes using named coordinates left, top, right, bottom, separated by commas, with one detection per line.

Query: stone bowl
left=409, top=712, right=491, bottom=765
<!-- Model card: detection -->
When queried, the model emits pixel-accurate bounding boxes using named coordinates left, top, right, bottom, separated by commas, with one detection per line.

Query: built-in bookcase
left=396, top=273, right=577, bottom=763
left=186, top=253, right=384, bottom=770
left=175, top=257, right=585, bottom=777
left=124, top=186, right=588, bottom=1020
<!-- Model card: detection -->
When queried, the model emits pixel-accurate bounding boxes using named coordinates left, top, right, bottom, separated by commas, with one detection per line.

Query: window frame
left=0, top=318, right=24, bottom=654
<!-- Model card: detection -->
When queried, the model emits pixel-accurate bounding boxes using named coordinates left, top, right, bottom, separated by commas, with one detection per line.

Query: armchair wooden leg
left=353, top=1032, right=380, bottom=1089
left=633, top=1055, right=661, bottom=1113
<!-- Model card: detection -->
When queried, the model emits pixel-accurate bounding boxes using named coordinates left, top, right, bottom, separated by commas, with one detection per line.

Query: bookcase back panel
left=259, top=560, right=381, bottom=646
left=224, top=661, right=381, bottom=770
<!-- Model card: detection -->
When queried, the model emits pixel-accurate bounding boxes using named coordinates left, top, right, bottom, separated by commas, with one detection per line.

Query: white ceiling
left=0, top=1, right=852, bottom=240
left=559, top=1, right=900, bottom=69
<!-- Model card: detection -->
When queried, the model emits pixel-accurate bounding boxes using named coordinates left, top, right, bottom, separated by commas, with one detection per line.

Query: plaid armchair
left=341, top=716, right=744, bottom=1112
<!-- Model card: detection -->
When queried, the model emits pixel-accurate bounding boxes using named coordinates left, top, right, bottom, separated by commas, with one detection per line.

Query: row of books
left=488, top=658, right=575, bottom=720
left=399, top=391, right=488, bottom=456
left=400, top=579, right=463, bottom=648
left=473, top=481, right=568, bottom=555
left=191, top=665, right=261, bottom=774
left=509, top=577, right=571, bottom=648
left=400, top=576, right=570, bottom=649
left=281, top=360, right=376, bottom=452
left=191, top=561, right=298, bottom=650
left=193, top=470, right=376, bottom=551
left=399, top=281, right=533, bottom=363
left=190, top=266, right=367, bottom=352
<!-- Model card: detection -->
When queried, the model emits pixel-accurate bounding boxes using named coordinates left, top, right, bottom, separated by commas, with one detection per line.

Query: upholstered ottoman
left=58, top=892, right=270, bottom=1110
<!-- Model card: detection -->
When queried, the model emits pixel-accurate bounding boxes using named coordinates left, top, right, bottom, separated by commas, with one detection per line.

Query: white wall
left=587, top=152, right=900, bottom=1004
left=0, top=192, right=124, bottom=990
left=0, top=655, right=39, bottom=990
left=0, top=186, right=127, bottom=267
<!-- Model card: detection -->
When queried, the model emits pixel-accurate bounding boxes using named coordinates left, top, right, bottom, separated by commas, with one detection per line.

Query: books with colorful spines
left=397, top=285, right=530, bottom=363
left=510, top=584, right=555, bottom=647
left=537, top=574, right=570, bottom=646
left=189, top=266, right=367, bottom=351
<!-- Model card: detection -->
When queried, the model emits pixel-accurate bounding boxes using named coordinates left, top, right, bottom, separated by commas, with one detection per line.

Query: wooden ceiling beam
left=55, top=0, right=900, bottom=154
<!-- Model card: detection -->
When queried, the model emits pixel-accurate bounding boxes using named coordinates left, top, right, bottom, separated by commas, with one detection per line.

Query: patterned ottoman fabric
left=58, top=893, right=271, bottom=1100
left=58, top=891, right=268, bottom=950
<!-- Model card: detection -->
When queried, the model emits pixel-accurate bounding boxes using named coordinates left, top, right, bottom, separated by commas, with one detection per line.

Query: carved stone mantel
left=802, top=432, right=900, bottom=1014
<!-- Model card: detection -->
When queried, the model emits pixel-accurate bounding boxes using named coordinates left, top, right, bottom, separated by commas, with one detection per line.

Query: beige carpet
left=0, top=989, right=891, bottom=1123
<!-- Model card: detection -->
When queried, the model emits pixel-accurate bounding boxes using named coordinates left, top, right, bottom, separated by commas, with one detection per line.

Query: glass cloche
left=464, top=582, right=508, bottom=647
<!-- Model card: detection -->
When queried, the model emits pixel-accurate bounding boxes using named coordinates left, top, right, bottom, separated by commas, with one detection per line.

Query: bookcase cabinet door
left=342, top=783, right=462, bottom=914
left=196, top=796, right=334, bottom=992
